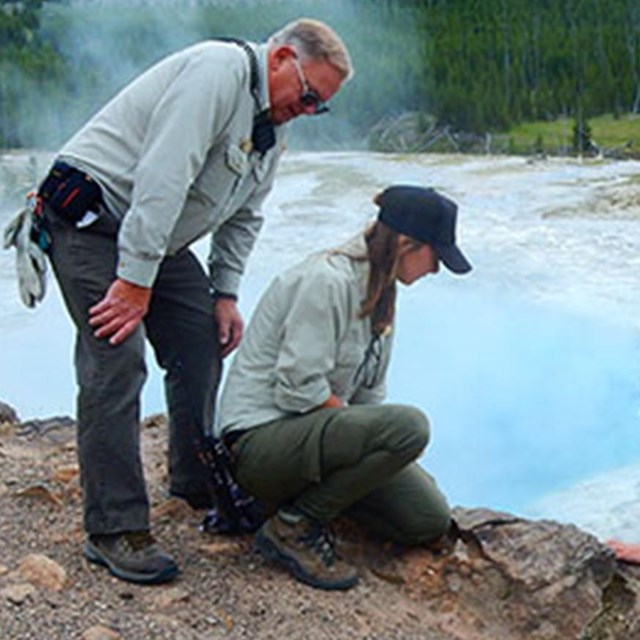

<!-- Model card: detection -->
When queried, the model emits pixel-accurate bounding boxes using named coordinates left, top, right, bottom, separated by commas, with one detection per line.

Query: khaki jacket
left=59, top=41, right=284, bottom=293
left=217, top=234, right=394, bottom=435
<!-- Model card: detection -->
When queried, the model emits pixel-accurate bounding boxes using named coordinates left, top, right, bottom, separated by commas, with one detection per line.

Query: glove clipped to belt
left=3, top=192, right=50, bottom=309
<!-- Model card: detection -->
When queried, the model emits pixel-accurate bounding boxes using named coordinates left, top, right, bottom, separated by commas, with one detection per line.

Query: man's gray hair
left=269, top=18, right=354, bottom=81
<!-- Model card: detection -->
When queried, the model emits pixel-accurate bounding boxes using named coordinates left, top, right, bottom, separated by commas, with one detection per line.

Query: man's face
left=267, top=45, right=344, bottom=125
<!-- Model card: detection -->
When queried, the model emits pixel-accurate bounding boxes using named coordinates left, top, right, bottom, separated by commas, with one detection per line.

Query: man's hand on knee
left=89, top=278, right=151, bottom=345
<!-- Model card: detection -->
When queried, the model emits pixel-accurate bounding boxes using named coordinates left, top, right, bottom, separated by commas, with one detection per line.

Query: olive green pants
left=231, top=404, right=450, bottom=545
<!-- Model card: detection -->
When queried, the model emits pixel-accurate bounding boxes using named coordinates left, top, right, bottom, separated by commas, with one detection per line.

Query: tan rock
left=147, top=614, right=183, bottom=633
left=211, top=608, right=234, bottom=632
left=18, top=553, right=67, bottom=591
left=81, top=625, right=122, bottom=640
left=51, top=526, right=84, bottom=545
left=0, top=401, right=19, bottom=424
left=0, top=564, right=8, bottom=577
left=0, top=421, right=15, bottom=437
left=52, top=465, right=79, bottom=483
left=199, top=539, right=243, bottom=556
left=13, top=484, right=63, bottom=507
left=141, top=413, right=166, bottom=430
left=1, top=582, right=36, bottom=605
left=151, top=586, right=191, bottom=610
left=396, top=508, right=623, bottom=640
left=151, top=496, right=195, bottom=520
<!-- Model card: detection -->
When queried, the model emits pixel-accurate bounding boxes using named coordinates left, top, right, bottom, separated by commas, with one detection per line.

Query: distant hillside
left=1, top=0, right=638, bottom=150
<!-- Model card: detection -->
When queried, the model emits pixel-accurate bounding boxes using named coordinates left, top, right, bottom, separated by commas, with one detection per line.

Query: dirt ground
left=0, top=414, right=450, bottom=640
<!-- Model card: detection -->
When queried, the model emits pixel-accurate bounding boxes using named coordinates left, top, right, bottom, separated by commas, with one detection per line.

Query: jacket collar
left=330, top=232, right=371, bottom=300
left=255, top=43, right=270, bottom=113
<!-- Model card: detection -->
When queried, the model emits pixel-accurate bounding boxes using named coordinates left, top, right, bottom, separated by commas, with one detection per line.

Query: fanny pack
left=38, top=161, right=103, bottom=224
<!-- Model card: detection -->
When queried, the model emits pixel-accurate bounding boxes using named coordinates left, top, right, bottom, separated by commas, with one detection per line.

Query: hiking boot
left=84, top=531, right=179, bottom=585
left=254, top=510, right=358, bottom=591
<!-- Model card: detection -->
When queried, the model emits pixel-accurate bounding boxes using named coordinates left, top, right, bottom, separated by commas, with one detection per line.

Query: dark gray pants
left=45, top=206, right=220, bottom=535
left=232, top=404, right=451, bottom=545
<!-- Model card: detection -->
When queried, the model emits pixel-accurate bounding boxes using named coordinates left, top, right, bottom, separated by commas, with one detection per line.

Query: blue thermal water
left=390, top=284, right=640, bottom=515
left=1, top=151, right=639, bottom=533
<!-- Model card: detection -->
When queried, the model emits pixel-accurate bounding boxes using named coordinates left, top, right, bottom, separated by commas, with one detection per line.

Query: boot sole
left=254, top=528, right=358, bottom=591
left=84, top=542, right=179, bottom=585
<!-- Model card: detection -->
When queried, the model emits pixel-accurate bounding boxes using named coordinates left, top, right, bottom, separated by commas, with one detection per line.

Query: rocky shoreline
left=1, top=401, right=639, bottom=640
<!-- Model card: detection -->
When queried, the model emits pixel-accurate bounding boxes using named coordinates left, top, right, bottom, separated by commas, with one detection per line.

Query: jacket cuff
left=274, top=379, right=332, bottom=414
left=212, top=290, right=238, bottom=302
left=210, top=267, right=241, bottom=298
left=116, top=253, right=160, bottom=288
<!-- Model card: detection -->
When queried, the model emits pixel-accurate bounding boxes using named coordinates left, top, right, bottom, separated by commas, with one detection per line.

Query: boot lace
left=122, top=530, right=156, bottom=551
left=300, top=524, right=337, bottom=567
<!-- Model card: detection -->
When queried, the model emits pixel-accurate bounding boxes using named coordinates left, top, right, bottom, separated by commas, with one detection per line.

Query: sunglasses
left=291, top=56, right=330, bottom=115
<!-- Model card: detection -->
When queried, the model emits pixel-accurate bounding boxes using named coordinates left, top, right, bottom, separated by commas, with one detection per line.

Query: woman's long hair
left=359, top=220, right=402, bottom=335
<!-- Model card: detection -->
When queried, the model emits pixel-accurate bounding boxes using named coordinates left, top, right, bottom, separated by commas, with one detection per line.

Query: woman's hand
left=318, top=394, right=343, bottom=410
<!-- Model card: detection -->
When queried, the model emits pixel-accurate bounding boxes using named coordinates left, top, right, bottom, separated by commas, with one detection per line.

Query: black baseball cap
left=376, top=185, right=472, bottom=274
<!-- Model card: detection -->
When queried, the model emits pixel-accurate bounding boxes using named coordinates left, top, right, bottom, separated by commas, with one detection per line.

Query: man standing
left=38, top=18, right=352, bottom=584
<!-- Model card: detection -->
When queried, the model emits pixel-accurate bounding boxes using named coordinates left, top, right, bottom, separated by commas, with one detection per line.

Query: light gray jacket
left=59, top=41, right=284, bottom=294
left=217, top=234, right=394, bottom=436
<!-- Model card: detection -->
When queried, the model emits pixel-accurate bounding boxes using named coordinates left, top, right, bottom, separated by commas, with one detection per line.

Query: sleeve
left=207, top=157, right=280, bottom=294
left=117, top=49, right=245, bottom=287
left=273, top=262, right=353, bottom=414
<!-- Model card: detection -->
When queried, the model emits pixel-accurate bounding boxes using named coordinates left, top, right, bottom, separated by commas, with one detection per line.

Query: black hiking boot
left=84, top=530, right=178, bottom=585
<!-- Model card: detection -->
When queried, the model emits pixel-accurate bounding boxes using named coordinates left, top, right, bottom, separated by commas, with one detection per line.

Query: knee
left=79, top=330, right=147, bottom=391
left=386, top=405, right=430, bottom=457
left=110, top=334, right=148, bottom=380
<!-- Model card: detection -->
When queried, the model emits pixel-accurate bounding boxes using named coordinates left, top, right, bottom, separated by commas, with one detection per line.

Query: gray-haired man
left=39, top=18, right=353, bottom=584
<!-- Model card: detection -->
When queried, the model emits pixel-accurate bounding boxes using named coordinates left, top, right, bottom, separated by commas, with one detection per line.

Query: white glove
left=3, top=194, right=48, bottom=308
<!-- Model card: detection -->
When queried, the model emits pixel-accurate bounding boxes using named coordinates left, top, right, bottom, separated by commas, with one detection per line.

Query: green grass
left=505, top=113, right=640, bottom=158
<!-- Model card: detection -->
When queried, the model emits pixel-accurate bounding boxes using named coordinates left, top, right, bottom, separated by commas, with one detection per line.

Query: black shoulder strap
left=216, top=37, right=276, bottom=156
left=216, top=37, right=261, bottom=107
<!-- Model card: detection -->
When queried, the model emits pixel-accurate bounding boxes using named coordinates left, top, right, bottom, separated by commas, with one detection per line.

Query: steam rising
left=13, top=0, right=426, bottom=151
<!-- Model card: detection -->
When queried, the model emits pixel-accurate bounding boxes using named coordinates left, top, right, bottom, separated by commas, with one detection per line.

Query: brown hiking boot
left=84, top=530, right=178, bottom=585
left=254, top=510, right=358, bottom=591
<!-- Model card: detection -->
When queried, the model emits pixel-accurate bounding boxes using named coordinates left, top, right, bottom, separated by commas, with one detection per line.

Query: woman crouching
left=216, top=185, right=472, bottom=591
